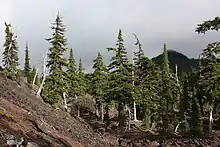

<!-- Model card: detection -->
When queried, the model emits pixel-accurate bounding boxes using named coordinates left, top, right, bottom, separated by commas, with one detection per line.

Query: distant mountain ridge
left=151, top=50, right=200, bottom=74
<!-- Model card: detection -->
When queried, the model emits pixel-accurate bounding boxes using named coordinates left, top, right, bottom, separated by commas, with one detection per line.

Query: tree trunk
left=63, top=92, right=68, bottom=112
left=118, top=102, right=124, bottom=127
left=125, top=104, right=131, bottom=130
left=32, top=68, right=39, bottom=85
left=75, top=95, right=80, bottom=117
left=36, top=51, right=47, bottom=97
left=133, top=101, right=137, bottom=121
left=101, top=103, right=104, bottom=122
left=209, top=103, right=214, bottom=133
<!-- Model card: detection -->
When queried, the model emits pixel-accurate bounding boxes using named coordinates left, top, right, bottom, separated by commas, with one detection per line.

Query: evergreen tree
left=160, top=43, right=180, bottom=132
left=66, top=48, right=79, bottom=98
left=196, top=16, right=220, bottom=34
left=44, top=13, right=68, bottom=105
left=24, top=41, right=31, bottom=83
left=196, top=18, right=220, bottom=132
left=136, top=56, right=161, bottom=127
left=107, top=29, right=132, bottom=127
left=77, top=58, right=87, bottom=96
left=92, top=52, right=107, bottom=120
left=190, top=95, right=203, bottom=136
left=2, top=22, right=19, bottom=81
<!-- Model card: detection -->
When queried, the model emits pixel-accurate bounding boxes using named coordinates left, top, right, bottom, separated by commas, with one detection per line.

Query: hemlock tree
left=66, top=48, right=79, bottom=98
left=24, top=41, right=31, bottom=83
left=132, top=33, right=144, bottom=121
left=160, top=43, right=180, bottom=132
left=77, top=58, right=87, bottom=96
left=107, top=29, right=132, bottom=127
left=2, top=22, right=19, bottom=81
left=196, top=17, right=220, bottom=132
left=92, top=52, right=107, bottom=121
left=190, top=95, right=203, bottom=136
left=44, top=13, right=68, bottom=105
left=136, top=56, right=161, bottom=128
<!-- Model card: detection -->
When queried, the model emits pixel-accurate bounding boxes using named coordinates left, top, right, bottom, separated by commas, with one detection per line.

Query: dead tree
left=36, top=50, right=48, bottom=97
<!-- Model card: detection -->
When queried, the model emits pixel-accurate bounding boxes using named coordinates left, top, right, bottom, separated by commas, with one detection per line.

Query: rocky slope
left=0, top=72, right=117, bottom=147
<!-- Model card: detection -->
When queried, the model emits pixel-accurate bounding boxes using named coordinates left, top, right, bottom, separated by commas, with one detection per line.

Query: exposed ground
left=0, top=72, right=117, bottom=147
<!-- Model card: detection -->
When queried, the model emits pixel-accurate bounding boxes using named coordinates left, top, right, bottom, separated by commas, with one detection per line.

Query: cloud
left=0, top=0, right=219, bottom=73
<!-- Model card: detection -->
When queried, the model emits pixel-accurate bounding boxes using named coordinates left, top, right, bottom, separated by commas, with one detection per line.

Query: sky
left=0, top=0, right=219, bottom=73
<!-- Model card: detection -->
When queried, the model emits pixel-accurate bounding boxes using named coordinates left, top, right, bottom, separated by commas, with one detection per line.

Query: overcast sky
left=0, top=0, right=220, bottom=73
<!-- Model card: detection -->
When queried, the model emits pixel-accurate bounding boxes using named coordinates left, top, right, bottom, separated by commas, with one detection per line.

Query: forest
left=1, top=13, right=220, bottom=142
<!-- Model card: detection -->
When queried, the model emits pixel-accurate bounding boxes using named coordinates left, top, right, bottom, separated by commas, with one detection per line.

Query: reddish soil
left=0, top=72, right=117, bottom=147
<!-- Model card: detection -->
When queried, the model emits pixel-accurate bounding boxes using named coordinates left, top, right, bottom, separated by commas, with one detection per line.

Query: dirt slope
left=0, top=72, right=117, bottom=147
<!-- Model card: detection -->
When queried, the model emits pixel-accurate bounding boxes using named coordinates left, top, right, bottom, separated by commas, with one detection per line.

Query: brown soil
left=0, top=72, right=117, bottom=147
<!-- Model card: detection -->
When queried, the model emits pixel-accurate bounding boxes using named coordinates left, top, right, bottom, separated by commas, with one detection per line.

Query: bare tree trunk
left=175, top=64, right=179, bottom=86
left=75, top=95, right=80, bottom=117
left=132, top=56, right=137, bottom=121
left=36, top=51, right=47, bottom=97
left=125, top=104, right=131, bottom=130
left=209, top=103, right=214, bottom=133
left=175, top=121, right=182, bottom=133
left=32, top=68, right=39, bottom=85
left=101, top=103, right=104, bottom=122
left=63, top=92, right=68, bottom=112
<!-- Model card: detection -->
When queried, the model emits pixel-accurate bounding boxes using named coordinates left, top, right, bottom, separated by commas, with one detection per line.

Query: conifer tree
left=136, top=56, right=161, bottom=127
left=66, top=48, right=79, bottom=97
left=190, top=95, right=203, bottom=136
left=2, top=22, right=19, bottom=80
left=44, top=13, right=68, bottom=105
left=196, top=18, right=220, bottom=132
left=24, top=41, right=31, bottom=83
left=92, top=52, right=107, bottom=121
left=160, top=43, right=180, bottom=132
left=107, top=29, right=132, bottom=127
left=77, top=58, right=87, bottom=96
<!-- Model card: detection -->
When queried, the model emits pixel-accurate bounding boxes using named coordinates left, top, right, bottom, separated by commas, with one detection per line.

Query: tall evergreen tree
left=196, top=18, right=220, bottom=132
left=77, top=58, right=87, bottom=96
left=107, top=29, right=132, bottom=127
left=92, top=52, right=107, bottom=120
left=2, top=22, right=19, bottom=80
left=190, top=95, right=203, bottom=136
left=44, top=13, right=68, bottom=105
left=160, top=43, right=180, bottom=132
left=24, top=41, right=31, bottom=83
left=66, top=48, right=79, bottom=97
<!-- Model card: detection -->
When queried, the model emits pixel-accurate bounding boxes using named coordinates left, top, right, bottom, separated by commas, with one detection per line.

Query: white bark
left=132, top=56, right=137, bottom=121
left=175, top=121, right=182, bottom=133
left=101, top=103, right=104, bottom=122
left=32, top=68, right=39, bottom=85
left=63, top=92, right=68, bottom=111
left=36, top=51, right=47, bottom=97
left=209, top=103, right=214, bottom=132
left=175, top=64, right=179, bottom=86
left=75, top=95, right=80, bottom=117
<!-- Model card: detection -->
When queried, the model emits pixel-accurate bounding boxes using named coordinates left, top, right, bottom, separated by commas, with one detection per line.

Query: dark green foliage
left=196, top=17, right=220, bottom=34
left=2, top=22, right=19, bottom=81
left=44, top=13, right=68, bottom=105
left=77, top=58, right=87, bottom=96
left=66, top=48, right=79, bottom=98
left=190, top=96, right=203, bottom=136
left=160, top=43, right=180, bottom=132
left=92, top=52, right=107, bottom=104
left=107, top=29, right=132, bottom=127
left=24, top=41, right=31, bottom=83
